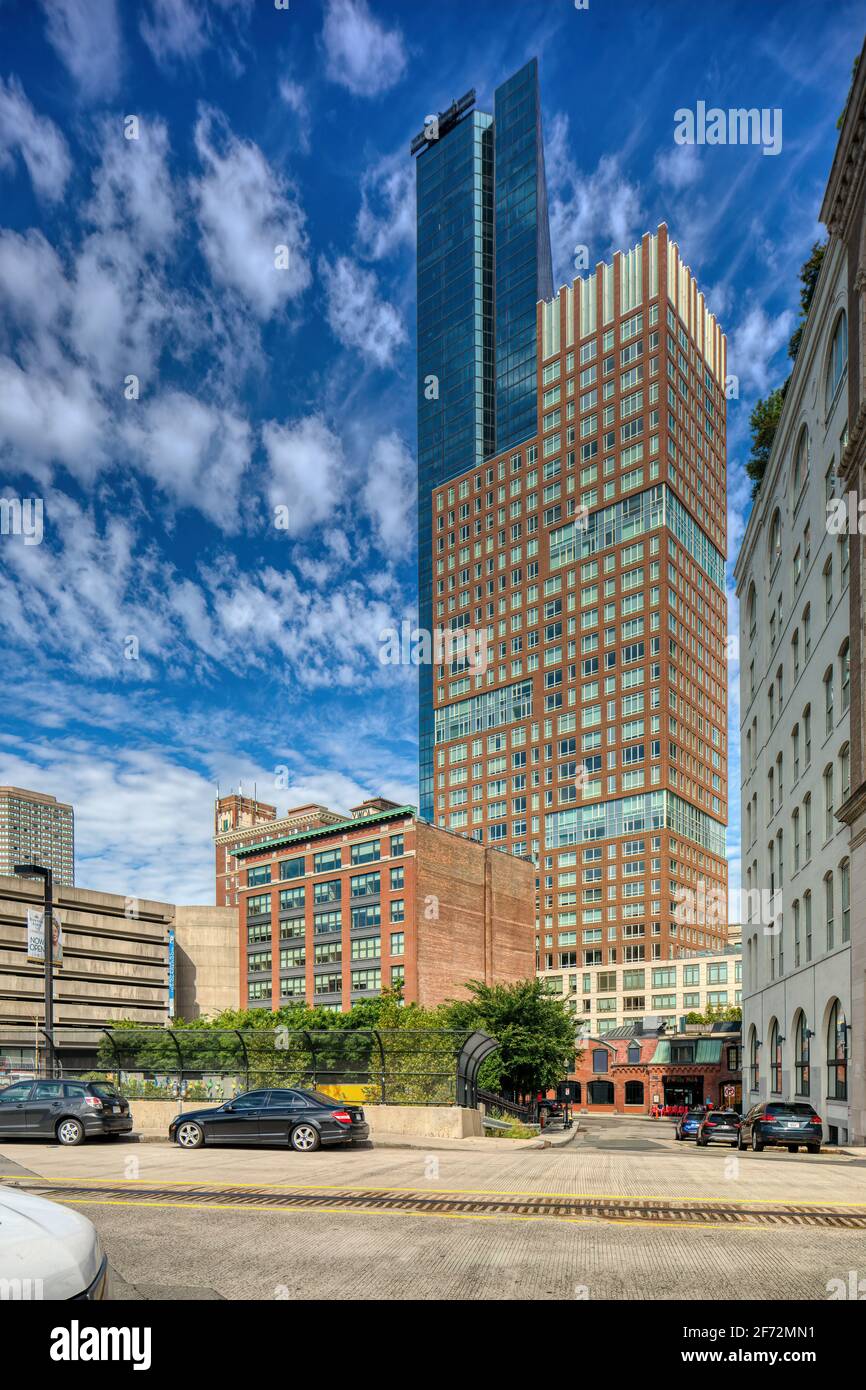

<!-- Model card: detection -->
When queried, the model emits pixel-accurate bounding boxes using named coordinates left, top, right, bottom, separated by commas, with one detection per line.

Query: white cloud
left=727, top=302, right=794, bottom=399
left=0, top=77, right=71, bottom=201
left=139, top=0, right=209, bottom=67
left=362, top=431, right=415, bottom=554
left=321, top=0, right=407, bottom=97
left=0, top=356, right=107, bottom=481
left=0, top=229, right=68, bottom=339
left=319, top=254, right=406, bottom=366
left=546, top=112, right=644, bottom=287
left=122, top=391, right=253, bottom=530
left=655, top=141, right=702, bottom=191
left=192, top=106, right=311, bottom=319
left=39, top=0, right=123, bottom=102
left=84, top=116, right=178, bottom=254
left=263, top=414, right=344, bottom=537
left=278, top=78, right=311, bottom=155
left=356, top=150, right=415, bottom=260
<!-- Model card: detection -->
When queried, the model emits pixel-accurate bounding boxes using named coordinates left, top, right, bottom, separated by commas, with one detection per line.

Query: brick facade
left=232, top=801, right=536, bottom=1012
left=571, top=1028, right=742, bottom=1114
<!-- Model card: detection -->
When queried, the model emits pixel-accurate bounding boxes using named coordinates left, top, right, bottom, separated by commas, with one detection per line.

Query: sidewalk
left=371, top=1123, right=579, bottom=1152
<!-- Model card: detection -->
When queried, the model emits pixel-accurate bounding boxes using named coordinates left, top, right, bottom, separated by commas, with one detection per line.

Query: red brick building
left=571, top=1022, right=742, bottom=1114
left=429, top=226, right=729, bottom=971
left=232, top=797, right=535, bottom=1012
left=214, top=792, right=344, bottom=908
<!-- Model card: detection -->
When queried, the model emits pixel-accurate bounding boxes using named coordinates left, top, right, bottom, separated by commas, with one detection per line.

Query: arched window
left=769, top=1019, right=782, bottom=1093
left=624, top=1080, right=644, bottom=1106
left=749, top=1026, right=760, bottom=1091
left=827, top=1000, right=848, bottom=1100
left=793, top=427, right=809, bottom=499
left=825, top=310, right=847, bottom=414
left=840, top=640, right=850, bottom=713
left=769, top=510, right=782, bottom=568
left=794, top=1011, right=810, bottom=1096
left=824, top=668, right=834, bottom=735
left=588, top=1080, right=614, bottom=1105
left=840, top=858, right=850, bottom=944
left=824, top=869, right=835, bottom=950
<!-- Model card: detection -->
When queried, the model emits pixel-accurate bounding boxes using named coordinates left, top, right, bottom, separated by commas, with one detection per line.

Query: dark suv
left=0, top=1080, right=132, bottom=1145
left=739, top=1102, right=823, bottom=1154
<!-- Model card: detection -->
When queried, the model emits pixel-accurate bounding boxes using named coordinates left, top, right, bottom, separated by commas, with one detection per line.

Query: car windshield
left=89, top=1083, right=121, bottom=1099
left=685, top=1111, right=703, bottom=1119
left=765, top=1103, right=816, bottom=1117
left=707, top=1112, right=735, bottom=1122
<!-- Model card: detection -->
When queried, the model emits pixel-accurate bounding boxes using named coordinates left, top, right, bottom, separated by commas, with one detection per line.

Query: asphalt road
left=2, top=1116, right=865, bottom=1301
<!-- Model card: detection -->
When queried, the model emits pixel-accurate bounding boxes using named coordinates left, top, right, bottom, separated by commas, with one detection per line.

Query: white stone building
left=735, top=236, right=852, bottom=1144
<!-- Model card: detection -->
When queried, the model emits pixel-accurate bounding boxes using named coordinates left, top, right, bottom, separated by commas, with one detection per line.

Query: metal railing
left=0, top=1026, right=498, bottom=1108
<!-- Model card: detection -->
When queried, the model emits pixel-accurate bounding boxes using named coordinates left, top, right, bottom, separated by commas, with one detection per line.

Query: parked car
left=696, top=1110, right=741, bottom=1147
left=675, top=1109, right=705, bottom=1141
left=0, top=1184, right=109, bottom=1299
left=169, top=1088, right=370, bottom=1152
left=738, top=1102, right=823, bottom=1154
left=0, top=1080, right=132, bottom=1146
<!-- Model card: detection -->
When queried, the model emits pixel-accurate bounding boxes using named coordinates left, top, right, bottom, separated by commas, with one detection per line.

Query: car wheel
left=807, top=1144, right=821, bottom=1155
left=56, top=1118, right=84, bottom=1146
left=697, top=1137, right=707, bottom=1146
left=787, top=1144, right=799, bottom=1153
left=675, top=1132, right=682, bottom=1141
left=751, top=1129, right=764, bottom=1153
left=730, top=1141, right=738, bottom=1148
left=290, top=1123, right=321, bottom=1153
left=175, top=1121, right=204, bottom=1149
left=737, top=1131, right=745, bottom=1150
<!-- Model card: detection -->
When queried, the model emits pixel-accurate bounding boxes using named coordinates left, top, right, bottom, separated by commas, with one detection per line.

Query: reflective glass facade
left=414, top=61, right=553, bottom=820
left=494, top=59, right=553, bottom=452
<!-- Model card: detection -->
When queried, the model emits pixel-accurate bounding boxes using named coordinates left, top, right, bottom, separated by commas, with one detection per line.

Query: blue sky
left=0, top=0, right=862, bottom=904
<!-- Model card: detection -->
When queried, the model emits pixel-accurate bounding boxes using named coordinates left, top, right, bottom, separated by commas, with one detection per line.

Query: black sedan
left=169, top=1088, right=370, bottom=1152
left=696, top=1110, right=741, bottom=1147
left=738, top=1102, right=823, bottom=1154
left=0, top=1079, right=132, bottom=1145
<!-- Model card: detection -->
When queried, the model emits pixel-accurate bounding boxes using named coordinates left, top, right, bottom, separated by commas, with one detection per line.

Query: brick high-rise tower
left=421, top=217, right=729, bottom=980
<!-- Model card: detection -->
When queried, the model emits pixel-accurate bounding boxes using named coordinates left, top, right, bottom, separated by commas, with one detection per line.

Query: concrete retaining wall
left=126, top=1099, right=482, bottom=1141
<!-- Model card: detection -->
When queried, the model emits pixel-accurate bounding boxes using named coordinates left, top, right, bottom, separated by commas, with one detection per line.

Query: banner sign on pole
left=26, top=908, right=63, bottom=966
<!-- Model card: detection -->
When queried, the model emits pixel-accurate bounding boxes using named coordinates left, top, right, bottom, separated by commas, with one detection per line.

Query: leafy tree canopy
left=745, top=386, right=786, bottom=497
left=442, top=977, right=577, bottom=1098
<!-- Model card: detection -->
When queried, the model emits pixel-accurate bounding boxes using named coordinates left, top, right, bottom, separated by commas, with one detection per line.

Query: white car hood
left=0, top=1184, right=102, bottom=1299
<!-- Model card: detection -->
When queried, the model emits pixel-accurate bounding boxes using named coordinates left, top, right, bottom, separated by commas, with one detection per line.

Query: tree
left=442, top=978, right=577, bottom=1100
left=684, top=1004, right=742, bottom=1025
left=787, top=240, right=827, bottom=362
left=745, top=386, right=786, bottom=497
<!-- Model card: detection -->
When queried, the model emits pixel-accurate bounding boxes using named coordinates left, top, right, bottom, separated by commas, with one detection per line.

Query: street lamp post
left=14, top=864, right=54, bottom=1072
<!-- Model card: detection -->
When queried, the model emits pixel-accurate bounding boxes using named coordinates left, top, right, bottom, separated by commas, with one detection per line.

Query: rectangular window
left=313, top=847, right=341, bottom=874
left=280, top=855, right=305, bottom=881
left=313, top=878, right=341, bottom=905
left=350, top=871, right=381, bottom=897
left=351, top=905, right=381, bottom=931
left=351, top=839, right=381, bottom=866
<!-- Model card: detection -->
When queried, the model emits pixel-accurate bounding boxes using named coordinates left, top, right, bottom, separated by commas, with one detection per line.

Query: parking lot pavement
left=3, top=1120, right=864, bottom=1301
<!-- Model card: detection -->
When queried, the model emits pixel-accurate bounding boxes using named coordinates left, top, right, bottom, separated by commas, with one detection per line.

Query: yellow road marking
left=12, top=1177, right=866, bottom=1210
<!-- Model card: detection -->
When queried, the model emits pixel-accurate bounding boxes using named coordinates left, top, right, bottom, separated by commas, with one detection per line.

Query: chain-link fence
left=0, top=1026, right=498, bottom=1107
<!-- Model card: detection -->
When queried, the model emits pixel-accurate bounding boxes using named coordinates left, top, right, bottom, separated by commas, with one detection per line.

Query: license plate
left=109, top=1105, right=119, bottom=1113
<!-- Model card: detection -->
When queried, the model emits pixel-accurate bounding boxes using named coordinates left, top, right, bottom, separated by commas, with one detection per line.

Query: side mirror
left=223, top=1103, right=234, bottom=1112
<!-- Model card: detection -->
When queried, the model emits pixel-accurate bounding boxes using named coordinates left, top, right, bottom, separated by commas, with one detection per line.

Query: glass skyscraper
left=413, top=59, right=553, bottom=820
